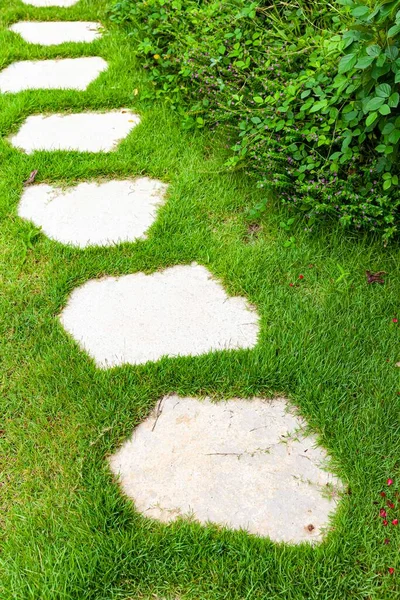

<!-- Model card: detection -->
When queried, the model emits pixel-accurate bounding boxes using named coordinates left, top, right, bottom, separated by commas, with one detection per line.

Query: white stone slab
left=10, top=110, right=140, bottom=153
left=18, top=178, right=168, bottom=248
left=21, top=0, right=78, bottom=6
left=60, top=264, right=259, bottom=367
left=109, top=396, right=342, bottom=543
left=0, top=57, right=107, bottom=93
left=9, top=22, right=102, bottom=46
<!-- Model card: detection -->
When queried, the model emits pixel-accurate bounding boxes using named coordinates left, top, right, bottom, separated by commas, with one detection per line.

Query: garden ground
left=1, top=0, right=400, bottom=598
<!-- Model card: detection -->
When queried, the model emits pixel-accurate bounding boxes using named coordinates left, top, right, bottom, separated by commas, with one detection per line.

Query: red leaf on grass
left=366, top=270, right=386, bottom=284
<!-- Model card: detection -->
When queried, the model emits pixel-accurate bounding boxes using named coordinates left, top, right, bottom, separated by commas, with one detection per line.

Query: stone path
left=22, top=0, right=78, bottom=6
left=8, top=4, right=342, bottom=547
left=59, top=264, right=260, bottom=367
left=18, top=178, right=168, bottom=248
left=10, top=110, right=140, bottom=153
left=0, top=57, right=107, bottom=93
left=109, top=396, right=341, bottom=543
left=10, top=22, right=101, bottom=45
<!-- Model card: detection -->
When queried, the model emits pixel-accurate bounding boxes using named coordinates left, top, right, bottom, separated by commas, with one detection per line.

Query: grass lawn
left=1, top=0, right=400, bottom=598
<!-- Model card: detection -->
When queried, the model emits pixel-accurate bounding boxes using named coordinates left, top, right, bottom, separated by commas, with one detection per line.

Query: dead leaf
left=23, top=170, right=38, bottom=186
left=366, top=270, right=386, bottom=285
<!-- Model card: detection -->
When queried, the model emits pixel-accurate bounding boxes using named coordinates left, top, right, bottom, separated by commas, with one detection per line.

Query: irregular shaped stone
left=21, top=0, right=78, bottom=6
left=18, top=178, right=168, bottom=248
left=60, top=264, right=259, bottom=367
left=109, top=396, right=342, bottom=543
left=0, top=57, right=107, bottom=93
left=10, top=110, right=140, bottom=153
left=9, top=22, right=102, bottom=46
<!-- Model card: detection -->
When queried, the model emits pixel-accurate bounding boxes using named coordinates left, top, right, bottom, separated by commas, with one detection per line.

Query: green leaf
left=338, top=53, right=357, bottom=74
left=392, top=175, right=399, bottom=185
left=366, top=111, right=378, bottom=126
left=388, top=129, right=400, bottom=143
left=309, top=100, right=328, bottom=113
left=395, top=71, right=400, bottom=83
left=351, top=5, right=370, bottom=17
left=382, top=123, right=395, bottom=134
left=371, top=63, right=391, bottom=79
left=343, top=110, right=358, bottom=122
left=365, top=96, right=385, bottom=111
left=343, top=29, right=362, bottom=48
left=388, top=24, right=400, bottom=37
left=389, top=92, right=399, bottom=107
left=355, top=55, right=375, bottom=69
left=341, top=135, right=352, bottom=151
left=301, top=89, right=311, bottom=99
left=379, top=104, right=391, bottom=115
left=376, top=54, right=387, bottom=67
left=330, top=107, right=339, bottom=119
left=376, top=83, right=391, bottom=98
left=376, top=144, right=386, bottom=152
left=386, top=45, right=399, bottom=60
left=366, top=45, right=381, bottom=57
left=383, top=179, right=392, bottom=190
left=253, top=96, right=263, bottom=104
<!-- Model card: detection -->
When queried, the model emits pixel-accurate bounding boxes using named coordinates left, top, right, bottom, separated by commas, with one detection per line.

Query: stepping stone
left=9, top=22, right=102, bottom=46
left=18, top=178, right=168, bottom=248
left=10, top=110, right=140, bottom=153
left=21, top=0, right=78, bottom=6
left=109, top=396, right=342, bottom=543
left=0, top=57, right=107, bottom=93
left=59, top=264, right=259, bottom=368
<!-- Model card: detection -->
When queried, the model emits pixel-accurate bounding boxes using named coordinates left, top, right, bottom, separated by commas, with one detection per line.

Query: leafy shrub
left=109, top=0, right=400, bottom=242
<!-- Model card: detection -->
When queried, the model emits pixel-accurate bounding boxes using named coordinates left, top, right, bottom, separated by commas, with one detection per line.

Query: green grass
left=1, top=0, right=400, bottom=598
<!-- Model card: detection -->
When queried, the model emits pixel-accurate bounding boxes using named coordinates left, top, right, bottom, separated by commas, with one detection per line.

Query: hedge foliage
left=109, top=0, right=400, bottom=242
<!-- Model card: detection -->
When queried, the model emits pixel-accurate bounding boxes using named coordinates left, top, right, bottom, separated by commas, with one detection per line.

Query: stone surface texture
left=18, top=178, right=168, bottom=248
left=21, top=0, right=78, bottom=6
left=109, top=396, right=342, bottom=543
left=10, top=110, right=140, bottom=153
left=9, top=22, right=102, bottom=45
left=0, top=57, right=107, bottom=93
left=59, top=264, right=259, bottom=367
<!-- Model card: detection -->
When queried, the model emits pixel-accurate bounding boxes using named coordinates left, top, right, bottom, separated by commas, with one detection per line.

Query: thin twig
left=151, top=398, right=164, bottom=432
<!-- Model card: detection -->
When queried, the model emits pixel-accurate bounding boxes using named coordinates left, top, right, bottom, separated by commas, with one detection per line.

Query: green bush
left=109, top=0, right=400, bottom=242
